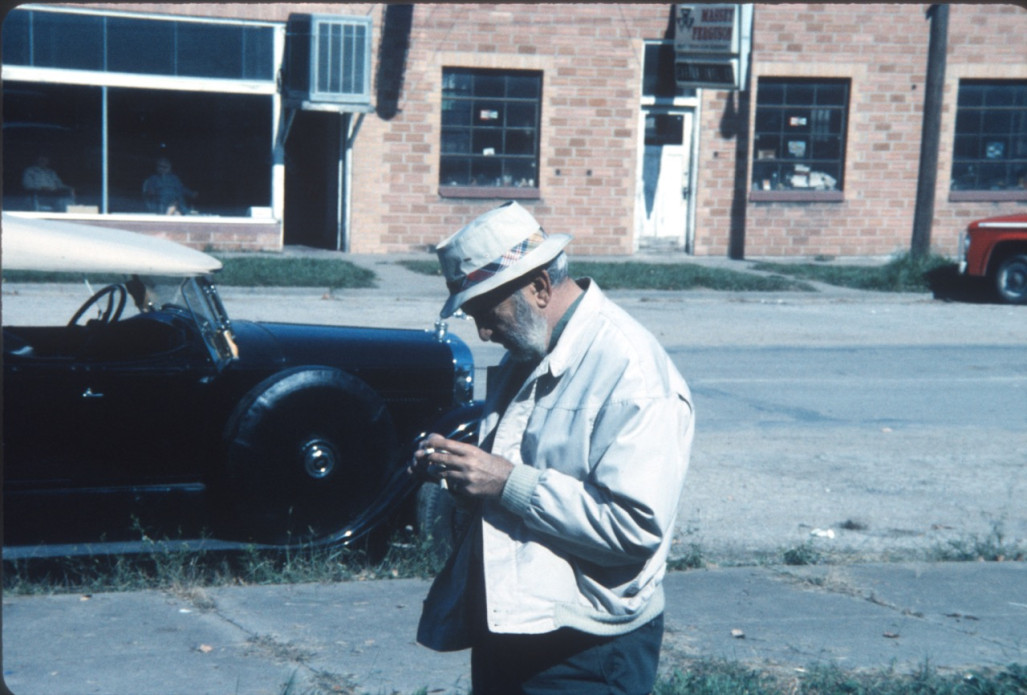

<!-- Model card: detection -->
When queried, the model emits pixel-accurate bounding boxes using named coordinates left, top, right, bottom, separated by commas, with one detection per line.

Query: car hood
left=230, top=319, right=464, bottom=371
left=969, top=213, right=1027, bottom=231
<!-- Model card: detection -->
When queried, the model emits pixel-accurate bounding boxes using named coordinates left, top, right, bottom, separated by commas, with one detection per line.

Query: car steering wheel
left=69, top=284, right=128, bottom=326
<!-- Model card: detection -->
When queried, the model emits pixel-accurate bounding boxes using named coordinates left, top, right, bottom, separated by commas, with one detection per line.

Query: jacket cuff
left=500, top=464, right=542, bottom=515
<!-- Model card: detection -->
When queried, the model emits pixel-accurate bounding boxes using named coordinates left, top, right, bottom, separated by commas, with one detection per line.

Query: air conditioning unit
left=284, top=14, right=373, bottom=110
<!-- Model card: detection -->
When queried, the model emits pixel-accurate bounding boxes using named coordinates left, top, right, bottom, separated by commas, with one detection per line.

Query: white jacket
left=418, top=280, right=693, bottom=651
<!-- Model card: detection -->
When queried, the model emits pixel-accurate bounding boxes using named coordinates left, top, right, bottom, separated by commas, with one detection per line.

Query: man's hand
left=413, top=433, right=514, bottom=498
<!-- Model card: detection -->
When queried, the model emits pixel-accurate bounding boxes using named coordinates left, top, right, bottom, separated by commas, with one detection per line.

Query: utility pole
left=910, top=4, right=949, bottom=260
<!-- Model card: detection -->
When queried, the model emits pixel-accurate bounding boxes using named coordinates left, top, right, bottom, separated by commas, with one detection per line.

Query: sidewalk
left=3, top=562, right=1025, bottom=695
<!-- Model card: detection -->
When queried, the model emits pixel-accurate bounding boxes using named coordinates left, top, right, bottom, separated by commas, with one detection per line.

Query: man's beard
left=506, top=290, right=549, bottom=364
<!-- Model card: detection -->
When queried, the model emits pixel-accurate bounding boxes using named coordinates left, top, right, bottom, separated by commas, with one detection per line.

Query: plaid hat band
left=448, top=228, right=549, bottom=294
left=436, top=201, right=571, bottom=318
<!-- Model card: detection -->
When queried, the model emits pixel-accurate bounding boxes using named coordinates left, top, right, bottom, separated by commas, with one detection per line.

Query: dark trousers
left=470, top=614, right=663, bottom=695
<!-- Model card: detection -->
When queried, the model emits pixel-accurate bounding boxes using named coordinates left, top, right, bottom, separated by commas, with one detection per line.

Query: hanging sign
left=674, top=4, right=753, bottom=90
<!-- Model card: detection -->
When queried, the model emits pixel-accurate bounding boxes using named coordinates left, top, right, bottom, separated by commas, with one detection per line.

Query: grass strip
left=751, top=254, right=955, bottom=293
left=398, top=259, right=814, bottom=292
left=2, top=255, right=377, bottom=289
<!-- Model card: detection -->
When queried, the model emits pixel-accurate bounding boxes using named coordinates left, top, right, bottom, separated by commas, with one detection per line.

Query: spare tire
left=221, top=366, right=398, bottom=545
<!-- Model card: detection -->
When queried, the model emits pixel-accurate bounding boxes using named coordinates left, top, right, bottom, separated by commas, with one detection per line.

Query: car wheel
left=995, top=254, right=1027, bottom=304
left=222, top=367, right=398, bottom=545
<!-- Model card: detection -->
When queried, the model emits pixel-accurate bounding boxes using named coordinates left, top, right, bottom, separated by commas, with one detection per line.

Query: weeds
left=668, top=542, right=706, bottom=571
left=654, top=660, right=1027, bottom=695
left=783, top=540, right=823, bottom=566
left=2, top=525, right=442, bottom=597
left=933, top=523, right=1026, bottom=563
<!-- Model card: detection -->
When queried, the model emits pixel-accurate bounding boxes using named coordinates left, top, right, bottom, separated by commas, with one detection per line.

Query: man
left=22, top=154, right=75, bottom=211
left=413, top=201, right=694, bottom=694
left=143, top=157, right=197, bottom=215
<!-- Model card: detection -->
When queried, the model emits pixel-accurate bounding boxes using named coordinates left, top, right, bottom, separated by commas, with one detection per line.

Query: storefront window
left=751, top=78, right=849, bottom=197
left=2, top=7, right=276, bottom=216
left=440, top=68, right=541, bottom=196
left=2, top=81, right=272, bottom=216
left=951, top=80, right=1027, bottom=195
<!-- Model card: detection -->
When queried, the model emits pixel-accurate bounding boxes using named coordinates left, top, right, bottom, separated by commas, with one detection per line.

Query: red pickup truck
left=959, top=213, right=1027, bottom=304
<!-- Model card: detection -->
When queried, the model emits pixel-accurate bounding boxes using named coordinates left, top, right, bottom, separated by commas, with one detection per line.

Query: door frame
left=634, top=104, right=700, bottom=254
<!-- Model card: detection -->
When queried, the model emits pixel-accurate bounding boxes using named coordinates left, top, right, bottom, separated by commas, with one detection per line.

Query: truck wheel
left=995, top=254, right=1027, bottom=304
left=221, top=367, right=398, bottom=545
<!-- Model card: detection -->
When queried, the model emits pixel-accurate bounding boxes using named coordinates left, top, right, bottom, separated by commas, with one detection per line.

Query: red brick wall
left=696, top=3, right=1027, bottom=258
left=348, top=3, right=672, bottom=255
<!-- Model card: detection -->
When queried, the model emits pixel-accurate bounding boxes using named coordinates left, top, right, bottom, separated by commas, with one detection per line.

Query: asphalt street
left=3, top=254, right=1026, bottom=694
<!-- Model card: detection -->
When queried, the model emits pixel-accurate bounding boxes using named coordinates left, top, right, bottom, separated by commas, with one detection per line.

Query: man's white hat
left=436, top=201, right=571, bottom=318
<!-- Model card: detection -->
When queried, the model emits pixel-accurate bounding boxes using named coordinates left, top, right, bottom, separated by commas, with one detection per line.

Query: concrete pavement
left=3, top=561, right=1026, bottom=694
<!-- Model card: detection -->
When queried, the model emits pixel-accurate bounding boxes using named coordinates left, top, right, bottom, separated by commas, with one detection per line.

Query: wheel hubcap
left=301, top=440, right=338, bottom=479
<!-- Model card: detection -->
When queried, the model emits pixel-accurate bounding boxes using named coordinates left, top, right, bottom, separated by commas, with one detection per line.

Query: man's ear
left=528, top=271, right=552, bottom=307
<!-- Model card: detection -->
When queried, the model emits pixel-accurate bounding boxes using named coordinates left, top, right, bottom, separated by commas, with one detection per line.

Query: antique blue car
left=2, top=213, right=478, bottom=548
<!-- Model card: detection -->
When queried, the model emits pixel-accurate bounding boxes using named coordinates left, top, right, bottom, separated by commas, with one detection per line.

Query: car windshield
left=179, top=276, right=237, bottom=365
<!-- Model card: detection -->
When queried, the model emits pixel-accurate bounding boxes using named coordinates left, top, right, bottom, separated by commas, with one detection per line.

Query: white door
left=635, top=109, right=694, bottom=250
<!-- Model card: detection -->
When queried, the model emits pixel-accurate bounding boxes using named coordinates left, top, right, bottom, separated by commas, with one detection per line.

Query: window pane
left=472, top=129, right=503, bottom=156
left=241, top=26, right=274, bottom=80
left=470, top=157, right=502, bottom=185
left=441, top=130, right=470, bottom=153
left=507, top=74, right=540, bottom=98
left=951, top=80, right=1027, bottom=191
left=31, top=11, right=105, bottom=70
left=474, top=100, right=504, bottom=126
left=816, top=82, right=847, bottom=106
left=474, top=73, right=504, bottom=97
left=753, top=78, right=848, bottom=192
left=107, top=89, right=271, bottom=215
left=2, top=81, right=103, bottom=211
left=442, top=71, right=473, bottom=96
left=645, top=114, right=683, bottom=146
left=441, top=100, right=473, bottom=127
left=757, top=81, right=785, bottom=105
left=507, top=102, right=536, bottom=128
left=1, top=10, right=31, bottom=65
left=505, top=129, right=535, bottom=155
left=440, top=68, right=541, bottom=189
left=786, top=83, right=815, bottom=106
left=505, top=159, right=537, bottom=187
left=440, top=157, right=471, bottom=186
left=177, top=22, right=243, bottom=78
left=108, top=17, right=175, bottom=74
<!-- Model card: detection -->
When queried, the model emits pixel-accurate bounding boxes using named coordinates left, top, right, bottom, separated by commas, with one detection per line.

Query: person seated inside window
left=142, top=157, right=198, bottom=215
left=22, top=154, right=76, bottom=212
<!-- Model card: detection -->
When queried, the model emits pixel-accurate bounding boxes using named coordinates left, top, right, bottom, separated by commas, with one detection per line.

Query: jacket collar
left=543, top=278, right=603, bottom=379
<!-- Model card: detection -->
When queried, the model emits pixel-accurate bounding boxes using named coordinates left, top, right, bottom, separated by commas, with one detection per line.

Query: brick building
left=3, top=3, right=1025, bottom=258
